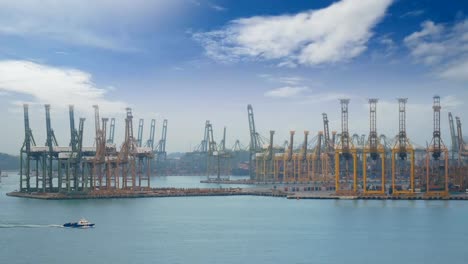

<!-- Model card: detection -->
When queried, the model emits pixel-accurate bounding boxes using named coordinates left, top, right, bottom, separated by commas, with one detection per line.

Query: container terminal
left=9, top=96, right=468, bottom=200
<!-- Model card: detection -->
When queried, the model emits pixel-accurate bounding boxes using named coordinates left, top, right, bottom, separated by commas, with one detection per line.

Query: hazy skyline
left=0, top=0, right=467, bottom=155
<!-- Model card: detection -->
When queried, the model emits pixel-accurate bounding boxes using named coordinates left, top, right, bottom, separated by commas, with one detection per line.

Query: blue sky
left=0, top=0, right=467, bottom=154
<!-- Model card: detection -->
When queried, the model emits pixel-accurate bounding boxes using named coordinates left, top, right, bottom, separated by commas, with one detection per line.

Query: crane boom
left=161, top=119, right=168, bottom=154
left=146, top=119, right=156, bottom=150
left=322, top=113, right=331, bottom=152
left=456, top=117, right=463, bottom=153
left=449, top=112, right=458, bottom=158
left=107, top=118, right=115, bottom=144
left=247, top=105, right=259, bottom=151
left=137, top=119, right=144, bottom=147
left=69, top=105, right=77, bottom=150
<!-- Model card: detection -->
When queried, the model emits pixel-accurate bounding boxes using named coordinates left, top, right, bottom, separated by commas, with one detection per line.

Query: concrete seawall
left=7, top=188, right=468, bottom=200
left=6, top=188, right=287, bottom=200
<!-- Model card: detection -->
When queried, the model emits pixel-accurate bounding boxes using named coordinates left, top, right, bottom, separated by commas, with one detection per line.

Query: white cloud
left=379, top=34, right=397, bottom=53
left=404, top=19, right=468, bottom=81
left=0, top=60, right=126, bottom=113
left=440, top=95, right=463, bottom=109
left=209, top=3, right=226, bottom=11
left=372, top=34, right=398, bottom=61
left=259, top=74, right=304, bottom=85
left=277, top=77, right=304, bottom=85
left=264, top=86, right=309, bottom=98
left=171, top=66, right=184, bottom=71
left=439, top=59, right=468, bottom=81
left=404, top=21, right=445, bottom=64
left=302, top=92, right=356, bottom=104
left=193, top=0, right=393, bottom=66
left=0, top=0, right=180, bottom=51
left=400, top=9, right=425, bottom=18
left=277, top=60, right=298, bottom=68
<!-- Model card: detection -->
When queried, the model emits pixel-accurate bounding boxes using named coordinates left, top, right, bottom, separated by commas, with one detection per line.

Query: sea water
left=1, top=172, right=467, bottom=264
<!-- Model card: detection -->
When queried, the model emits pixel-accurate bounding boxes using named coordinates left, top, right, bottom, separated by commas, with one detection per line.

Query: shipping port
left=3, top=1, right=468, bottom=264
left=9, top=95, right=468, bottom=201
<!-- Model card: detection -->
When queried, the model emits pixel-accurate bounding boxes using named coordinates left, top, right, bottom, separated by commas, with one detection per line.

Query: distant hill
left=0, top=153, right=20, bottom=170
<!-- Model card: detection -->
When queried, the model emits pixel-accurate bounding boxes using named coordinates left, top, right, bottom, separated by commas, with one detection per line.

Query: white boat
left=63, top=218, right=95, bottom=228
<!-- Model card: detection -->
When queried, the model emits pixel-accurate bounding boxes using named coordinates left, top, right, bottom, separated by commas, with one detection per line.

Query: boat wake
left=0, top=224, right=63, bottom=228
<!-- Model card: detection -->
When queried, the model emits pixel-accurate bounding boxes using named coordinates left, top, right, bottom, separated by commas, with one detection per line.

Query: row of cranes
left=187, top=121, right=248, bottom=177
left=249, top=96, right=466, bottom=196
left=19, top=104, right=168, bottom=193
left=449, top=112, right=468, bottom=189
left=449, top=113, right=468, bottom=162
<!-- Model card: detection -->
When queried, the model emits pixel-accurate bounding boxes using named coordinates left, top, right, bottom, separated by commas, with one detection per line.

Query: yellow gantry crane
left=92, top=105, right=109, bottom=189
left=363, top=99, right=386, bottom=195
left=307, top=131, right=322, bottom=182
left=292, top=131, right=309, bottom=182
left=255, top=130, right=275, bottom=182
left=283, top=131, right=295, bottom=182
left=335, top=99, right=358, bottom=194
left=391, top=98, right=415, bottom=195
left=320, top=113, right=336, bottom=185
left=425, top=96, right=449, bottom=197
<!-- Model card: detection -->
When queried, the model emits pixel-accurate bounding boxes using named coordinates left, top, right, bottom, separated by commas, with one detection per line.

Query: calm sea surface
left=1, top=172, right=467, bottom=264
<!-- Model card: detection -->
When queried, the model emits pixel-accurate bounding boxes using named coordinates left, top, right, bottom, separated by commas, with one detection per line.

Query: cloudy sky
left=0, top=0, right=467, bottom=154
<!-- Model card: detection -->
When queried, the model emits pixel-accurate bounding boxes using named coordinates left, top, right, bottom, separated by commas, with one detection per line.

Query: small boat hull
left=63, top=222, right=95, bottom=228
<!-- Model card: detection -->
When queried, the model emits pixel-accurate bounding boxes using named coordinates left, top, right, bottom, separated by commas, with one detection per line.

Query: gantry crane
left=19, top=104, right=155, bottom=193
left=321, top=113, right=335, bottom=182
left=306, top=131, right=321, bottom=182
left=360, top=134, right=366, bottom=147
left=391, top=98, right=415, bottom=195
left=69, top=105, right=77, bottom=151
left=292, top=131, right=309, bottom=182
left=135, top=117, right=153, bottom=188
left=91, top=105, right=108, bottom=189
left=363, top=99, right=386, bottom=194
left=283, top=131, right=295, bottom=182
left=67, top=112, right=85, bottom=192
left=352, top=134, right=360, bottom=147
left=232, top=140, right=242, bottom=152
left=218, top=127, right=227, bottom=152
left=187, top=121, right=211, bottom=175
left=118, top=108, right=138, bottom=189
left=75, top=117, right=85, bottom=189
left=456, top=117, right=468, bottom=159
left=273, top=134, right=289, bottom=182
left=265, top=130, right=275, bottom=181
left=448, top=112, right=458, bottom=160
left=216, top=126, right=232, bottom=177
left=247, top=104, right=265, bottom=180
left=255, top=132, right=269, bottom=180
left=456, top=117, right=463, bottom=156
left=145, top=119, right=156, bottom=150
left=58, top=105, right=85, bottom=192
left=45, top=104, right=58, bottom=192
left=206, top=122, right=220, bottom=177
left=201, top=120, right=210, bottom=153
left=19, top=104, right=36, bottom=192
left=155, top=119, right=168, bottom=161
left=426, top=96, right=449, bottom=196
left=97, top=108, right=110, bottom=188
left=335, top=99, right=357, bottom=193
left=455, top=116, right=467, bottom=189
